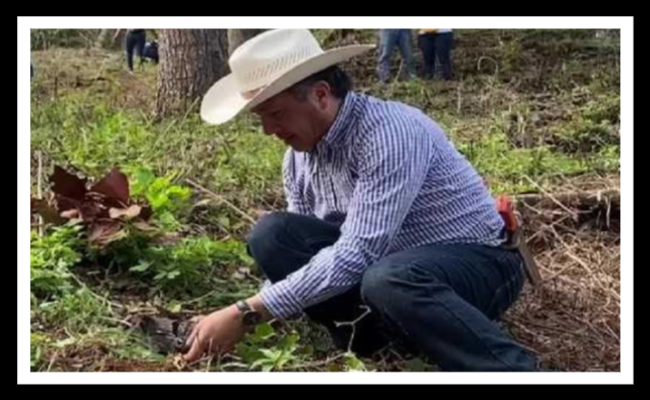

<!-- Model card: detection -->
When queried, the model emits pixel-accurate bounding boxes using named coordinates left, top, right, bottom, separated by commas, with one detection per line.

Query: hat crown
left=229, top=29, right=324, bottom=94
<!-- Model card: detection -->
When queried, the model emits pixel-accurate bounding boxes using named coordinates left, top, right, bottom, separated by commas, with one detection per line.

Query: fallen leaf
left=54, top=195, right=81, bottom=212
left=78, top=201, right=106, bottom=222
left=192, top=199, right=213, bottom=208
left=109, top=204, right=142, bottom=220
left=50, top=166, right=87, bottom=201
left=88, top=222, right=126, bottom=247
left=132, top=221, right=158, bottom=232
left=90, top=167, right=130, bottom=205
left=60, top=209, right=80, bottom=219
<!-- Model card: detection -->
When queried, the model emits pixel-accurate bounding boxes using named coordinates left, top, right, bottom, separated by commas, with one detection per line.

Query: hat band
left=241, top=85, right=266, bottom=100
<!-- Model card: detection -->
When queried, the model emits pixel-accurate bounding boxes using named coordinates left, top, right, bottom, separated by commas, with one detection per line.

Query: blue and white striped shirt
left=259, top=91, right=505, bottom=319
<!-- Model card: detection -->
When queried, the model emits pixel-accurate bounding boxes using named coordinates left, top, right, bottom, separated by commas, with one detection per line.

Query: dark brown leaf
left=50, top=166, right=87, bottom=201
left=90, top=167, right=130, bottom=205
left=78, top=201, right=107, bottom=222
left=55, top=195, right=81, bottom=212
left=140, top=205, right=153, bottom=221
left=86, top=191, right=124, bottom=209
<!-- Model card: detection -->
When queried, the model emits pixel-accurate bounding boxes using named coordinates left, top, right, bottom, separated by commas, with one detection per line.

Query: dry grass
left=501, top=176, right=620, bottom=371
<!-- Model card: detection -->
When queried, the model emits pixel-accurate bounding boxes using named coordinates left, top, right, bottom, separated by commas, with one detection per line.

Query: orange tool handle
left=496, top=195, right=518, bottom=232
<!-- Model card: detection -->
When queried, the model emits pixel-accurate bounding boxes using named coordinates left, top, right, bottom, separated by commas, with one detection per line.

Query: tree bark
left=227, top=29, right=266, bottom=57
left=155, top=29, right=229, bottom=118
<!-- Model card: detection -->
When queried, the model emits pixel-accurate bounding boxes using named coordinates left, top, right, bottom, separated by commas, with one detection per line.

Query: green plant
left=128, top=237, right=253, bottom=295
left=30, top=332, right=51, bottom=371
left=30, top=224, right=84, bottom=299
left=456, top=132, right=588, bottom=193
left=126, top=167, right=192, bottom=230
left=235, top=323, right=301, bottom=372
left=36, top=288, right=112, bottom=331
left=343, top=352, right=367, bottom=371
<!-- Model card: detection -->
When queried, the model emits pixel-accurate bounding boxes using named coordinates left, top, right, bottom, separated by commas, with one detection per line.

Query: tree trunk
left=155, top=29, right=229, bottom=118
left=227, top=29, right=266, bottom=57
left=95, top=29, right=111, bottom=48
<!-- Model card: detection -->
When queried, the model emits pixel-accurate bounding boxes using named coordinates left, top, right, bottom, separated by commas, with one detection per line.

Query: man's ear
left=312, top=81, right=332, bottom=110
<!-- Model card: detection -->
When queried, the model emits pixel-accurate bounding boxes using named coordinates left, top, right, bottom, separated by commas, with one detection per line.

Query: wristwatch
left=236, top=300, right=262, bottom=327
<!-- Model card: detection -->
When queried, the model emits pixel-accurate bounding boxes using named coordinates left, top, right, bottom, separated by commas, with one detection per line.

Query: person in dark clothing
left=113, top=29, right=147, bottom=72
left=143, top=40, right=159, bottom=64
left=417, top=29, right=454, bottom=80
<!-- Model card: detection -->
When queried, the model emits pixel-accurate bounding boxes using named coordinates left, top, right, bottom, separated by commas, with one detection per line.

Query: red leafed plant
left=31, top=165, right=155, bottom=248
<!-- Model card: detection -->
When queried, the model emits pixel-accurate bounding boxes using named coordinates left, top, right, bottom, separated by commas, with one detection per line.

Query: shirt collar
left=314, top=91, right=360, bottom=152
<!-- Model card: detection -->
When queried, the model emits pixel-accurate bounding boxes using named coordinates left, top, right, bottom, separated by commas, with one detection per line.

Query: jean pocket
left=488, top=258, right=524, bottom=319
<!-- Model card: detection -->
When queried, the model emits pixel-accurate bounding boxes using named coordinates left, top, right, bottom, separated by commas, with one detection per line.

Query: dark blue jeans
left=126, top=30, right=146, bottom=72
left=246, top=212, right=537, bottom=371
left=418, top=31, right=454, bottom=80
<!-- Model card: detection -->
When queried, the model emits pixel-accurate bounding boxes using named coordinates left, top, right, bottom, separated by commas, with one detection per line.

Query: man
left=376, top=29, right=416, bottom=84
left=184, top=29, right=537, bottom=371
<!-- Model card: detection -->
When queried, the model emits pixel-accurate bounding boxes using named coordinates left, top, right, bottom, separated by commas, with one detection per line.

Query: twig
left=184, top=179, right=256, bottom=225
left=500, top=320, right=541, bottom=355
left=334, top=305, right=372, bottom=353
left=46, top=350, right=59, bottom=372
left=292, top=352, right=347, bottom=370
left=393, top=59, right=403, bottom=85
left=206, top=353, right=214, bottom=372
left=565, top=251, right=620, bottom=301
left=178, top=289, right=222, bottom=306
left=69, top=273, right=124, bottom=310
left=37, top=150, right=44, bottom=236
left=477, top=56, right=499, bottom=76
left=606, top=195, right=612, bottom=230
left=522, top=175, right=579, bottom=219
left=544, top=260, right=581, bottom=283
left=421, top=86, right=435, bottom=110
left=516, top=189, right=620, bottom=209
left=564, top=251, right=595, bottom=276
left=99, top=316, right=134, bottom=328
left=601, top=321, right=620, bottom=342
left=518, top=318, right=582, bottom=338
left=525, top=211, right=573, bottom=243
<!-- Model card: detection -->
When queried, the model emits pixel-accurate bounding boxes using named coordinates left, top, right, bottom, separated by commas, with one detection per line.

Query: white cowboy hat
left=200, top=29, right=374, bottom=125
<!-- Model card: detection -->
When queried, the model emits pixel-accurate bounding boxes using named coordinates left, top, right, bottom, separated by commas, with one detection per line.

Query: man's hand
left=182, top=305, right=245, bottom=363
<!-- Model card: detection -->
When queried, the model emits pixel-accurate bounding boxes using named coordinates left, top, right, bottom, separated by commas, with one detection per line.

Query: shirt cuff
left=259, top=279, right=304, bottom=320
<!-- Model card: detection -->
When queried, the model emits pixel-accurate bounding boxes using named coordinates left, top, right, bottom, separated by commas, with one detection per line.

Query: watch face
left=243, top=311, right=261, bottom=326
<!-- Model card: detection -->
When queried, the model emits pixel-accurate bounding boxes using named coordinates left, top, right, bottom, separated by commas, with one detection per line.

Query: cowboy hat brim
left=200, top=44, right=374, bottom=125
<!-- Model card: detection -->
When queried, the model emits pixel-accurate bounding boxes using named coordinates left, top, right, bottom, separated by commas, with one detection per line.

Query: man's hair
left=289, top=65, right=353, bottom=101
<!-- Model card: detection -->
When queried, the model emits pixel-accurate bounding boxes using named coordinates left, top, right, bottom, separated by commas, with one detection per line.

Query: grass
left=29, top=29, right=620, bottom=372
